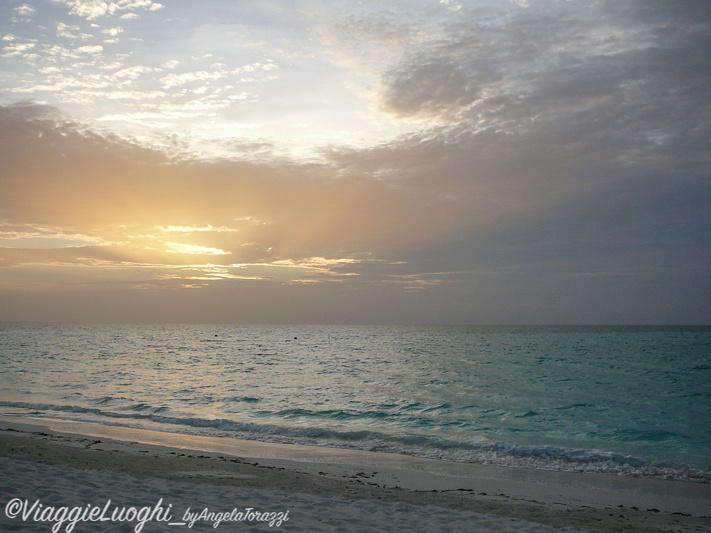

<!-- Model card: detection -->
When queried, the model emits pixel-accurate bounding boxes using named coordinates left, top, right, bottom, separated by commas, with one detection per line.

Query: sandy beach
left=0, top=416, right=709, bottom=532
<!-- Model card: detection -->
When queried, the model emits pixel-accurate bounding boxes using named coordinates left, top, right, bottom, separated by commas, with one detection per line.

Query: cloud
left=51, top=0, right=164, bottom=20
left=102, top=26, right=122, bottom=37
left=377, top=0, right=710, bottom=141
left=0, top=40, right=36, bottom=59
left=112, top=64, right=153, bottom=79
left=381, top=57, right=476, bottom=120
left=164, top=243, right=231, bottom=255
left=155, top=225, right=244, bottom=233
left=0, top=0, right=709, bottom=323
left=56, top=22, right=88, bottom=41
left=52, top=0, right=111, bottom=20
left=160, top=69, right=228, bottom=89
left=0, top=102, right=466, bottom=265
left=366, top=0, right=710, bottom=191
left=76, top=44, right=103, bottom=54
left=316, top=7, right=439, bottom=85
left=13, top=3, right=36, bottom=20
left=0, top=223, right=107, bottom=249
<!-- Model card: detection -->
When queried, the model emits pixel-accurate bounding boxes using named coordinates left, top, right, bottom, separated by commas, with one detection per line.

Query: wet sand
left=0, top=416, right=709, bottom=532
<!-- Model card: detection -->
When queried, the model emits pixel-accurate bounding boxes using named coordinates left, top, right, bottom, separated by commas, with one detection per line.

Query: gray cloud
left=349, top=0, right=710, bottom=201
left=378, top=0, right=710, bottom=148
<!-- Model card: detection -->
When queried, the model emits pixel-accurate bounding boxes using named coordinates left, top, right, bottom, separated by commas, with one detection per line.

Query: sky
left=0, top=0, right=709, bottom=324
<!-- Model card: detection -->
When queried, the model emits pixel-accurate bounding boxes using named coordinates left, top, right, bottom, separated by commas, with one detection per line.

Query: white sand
left=1, top=456, right=567, bottom=532
left=1, top=416, right=709, bottom=532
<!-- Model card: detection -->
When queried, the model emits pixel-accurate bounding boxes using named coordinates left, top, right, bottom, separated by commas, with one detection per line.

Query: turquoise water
left=1, top=324, right=709, bottom=481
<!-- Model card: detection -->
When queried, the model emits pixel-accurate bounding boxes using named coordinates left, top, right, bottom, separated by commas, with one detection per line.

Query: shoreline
left=1, top=416, right=710, bottom=531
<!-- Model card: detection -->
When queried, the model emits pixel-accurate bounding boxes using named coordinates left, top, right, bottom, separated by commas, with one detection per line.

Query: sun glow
left=156, top=225, right=242, bottom=233
left=164, top=243, right=231, bottom=255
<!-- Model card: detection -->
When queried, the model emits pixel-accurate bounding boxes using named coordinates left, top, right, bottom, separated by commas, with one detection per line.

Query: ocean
left=1, top=324, right=709, bottom=482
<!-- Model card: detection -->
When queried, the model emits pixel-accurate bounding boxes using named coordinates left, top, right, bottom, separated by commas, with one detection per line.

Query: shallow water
left=1, top=324, right=709, bottom=481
